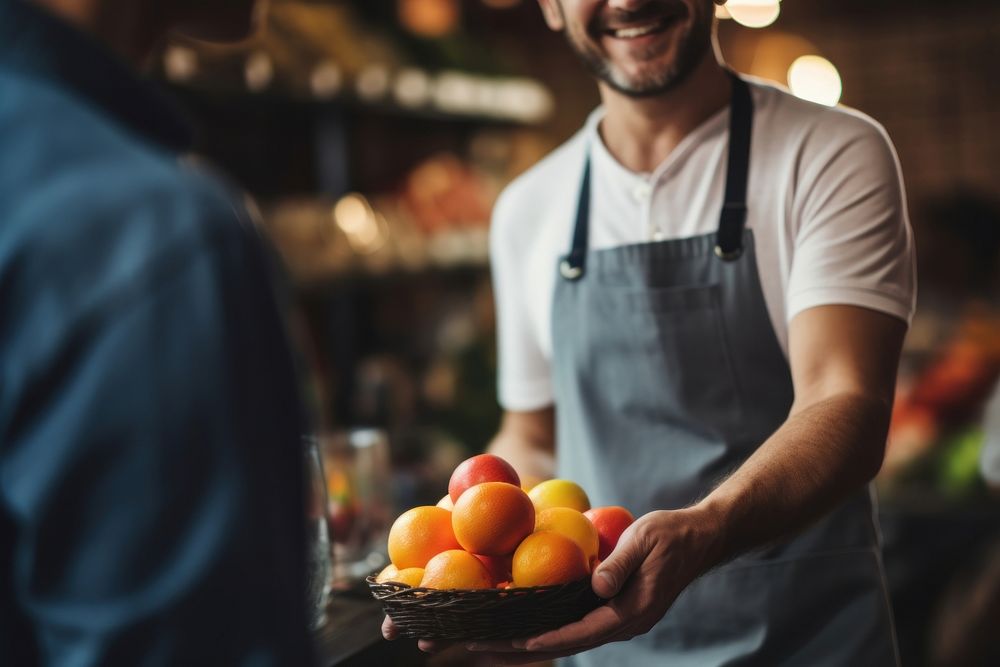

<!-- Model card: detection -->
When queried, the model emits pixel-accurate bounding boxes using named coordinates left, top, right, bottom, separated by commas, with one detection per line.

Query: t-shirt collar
left=584, top=101, right=732, bottom=187
left=0, top=0, right=193, bottom=153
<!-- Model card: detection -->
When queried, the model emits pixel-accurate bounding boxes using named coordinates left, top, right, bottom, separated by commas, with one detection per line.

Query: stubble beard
left=560, top=3, right=714, bottom=98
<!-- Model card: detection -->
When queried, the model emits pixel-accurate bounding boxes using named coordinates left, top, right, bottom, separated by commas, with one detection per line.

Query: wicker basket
left=367, top=575, right=604, bottom=640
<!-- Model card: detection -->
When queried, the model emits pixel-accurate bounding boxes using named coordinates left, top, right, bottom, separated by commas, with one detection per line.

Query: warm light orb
left=332, top=194, right=387, bottom=254
left=726, top=0, right=781, bottom=28
left=398, top=0, right=459, bottom=38
left=788, top=55, right=843, bottom=106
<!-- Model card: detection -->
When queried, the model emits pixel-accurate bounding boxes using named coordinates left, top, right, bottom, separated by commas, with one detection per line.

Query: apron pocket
left=593, top=283, right=744, bottom=439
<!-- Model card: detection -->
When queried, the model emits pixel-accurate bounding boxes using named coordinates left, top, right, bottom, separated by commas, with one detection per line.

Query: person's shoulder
left=0, top=75, right=250, bottom=318
left=492, top=125, right=588, bottom=232
left=1, top=69, right=237, bottom=235
left=0, top=75, right=241, bottom=257
left=747, top=75, right=894, bottom=150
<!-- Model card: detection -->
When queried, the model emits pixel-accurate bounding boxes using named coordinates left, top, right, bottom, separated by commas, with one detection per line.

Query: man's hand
left=382, top=508, right=719, bottom=664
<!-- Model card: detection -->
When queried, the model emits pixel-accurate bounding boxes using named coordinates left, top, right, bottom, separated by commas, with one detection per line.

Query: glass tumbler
left=304, top=436, right=331, bottom=629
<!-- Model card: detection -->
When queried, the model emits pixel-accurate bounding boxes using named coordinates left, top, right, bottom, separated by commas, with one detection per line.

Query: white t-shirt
left=491, top=76, right=917, bottom=411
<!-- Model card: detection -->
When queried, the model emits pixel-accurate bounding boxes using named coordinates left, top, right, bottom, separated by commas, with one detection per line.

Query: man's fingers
left=381, top=615, right=397, bottom=640
left=416, top=639, right=458, bottom=653
left=592, top=524, right=647, bottom=598
left=522, top=603, right=626, bottom=652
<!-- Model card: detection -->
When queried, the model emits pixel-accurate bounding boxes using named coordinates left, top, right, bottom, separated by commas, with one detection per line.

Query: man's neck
left=30, top=0, right=163, bottom=65
left=597, top=49, right=732, bottom=174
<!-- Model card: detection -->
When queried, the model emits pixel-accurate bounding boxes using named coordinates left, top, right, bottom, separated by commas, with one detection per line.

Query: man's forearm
left=486, top=408, right=557, bottom=482
left=693, top=391, right=892, bottom=567
left=487, top=431, right=555, bottom=482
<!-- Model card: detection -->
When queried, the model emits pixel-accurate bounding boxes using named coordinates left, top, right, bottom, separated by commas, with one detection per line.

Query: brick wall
left=729, top=3, right=1000, bottom=208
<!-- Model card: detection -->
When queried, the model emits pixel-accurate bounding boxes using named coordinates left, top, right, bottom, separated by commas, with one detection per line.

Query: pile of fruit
left=376, top=454, right=635, bottom=590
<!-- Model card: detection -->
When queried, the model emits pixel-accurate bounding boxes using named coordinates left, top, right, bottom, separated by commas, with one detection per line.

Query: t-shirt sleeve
left=490, top=189, right=554, bottom=411
left=786, top=115, right=917, bottom=325
left=0, top=185, right=312, bottom=665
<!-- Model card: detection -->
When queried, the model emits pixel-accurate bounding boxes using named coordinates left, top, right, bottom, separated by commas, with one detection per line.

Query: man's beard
left=560, top=1, right=714, bottom=98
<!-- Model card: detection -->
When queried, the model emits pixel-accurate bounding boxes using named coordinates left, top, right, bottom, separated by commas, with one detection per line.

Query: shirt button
left=632, top=182, right=652, bottom=202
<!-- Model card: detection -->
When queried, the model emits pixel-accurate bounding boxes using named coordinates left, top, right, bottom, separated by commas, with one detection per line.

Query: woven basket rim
left=366, top=574, right=593, bottom=595
left=367, top=573, right=604, bottom=640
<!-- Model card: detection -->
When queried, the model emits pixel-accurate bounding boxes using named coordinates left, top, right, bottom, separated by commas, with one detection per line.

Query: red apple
left=448, top=454, right=520, bottom=503
left=584, top=506, right=635, bottom=560
left=475, top=553, right=513, bottom=587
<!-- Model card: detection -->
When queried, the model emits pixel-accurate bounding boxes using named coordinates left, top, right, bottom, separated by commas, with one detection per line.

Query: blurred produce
left=881, top=306, right=1000, bottom=501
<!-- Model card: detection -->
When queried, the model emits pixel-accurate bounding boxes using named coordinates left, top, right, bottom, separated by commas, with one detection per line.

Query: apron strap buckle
left=714, top=243, right=744, bottom=261
left=560, top=257, right=584, bottom=280
left=715, top=202, right=746, bottom=262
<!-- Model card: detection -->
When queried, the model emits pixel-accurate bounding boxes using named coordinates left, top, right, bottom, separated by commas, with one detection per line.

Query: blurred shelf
left=166, top=79, right=552, bottom=128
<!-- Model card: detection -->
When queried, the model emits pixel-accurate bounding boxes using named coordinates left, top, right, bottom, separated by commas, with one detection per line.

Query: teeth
left=613, top=22, right=663, bottom=39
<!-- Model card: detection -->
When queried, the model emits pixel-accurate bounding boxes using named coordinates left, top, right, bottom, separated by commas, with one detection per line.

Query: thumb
left=592, top=526, right=646, bottom=599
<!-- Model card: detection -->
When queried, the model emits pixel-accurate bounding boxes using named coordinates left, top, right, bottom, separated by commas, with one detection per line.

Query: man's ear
left=537, top=0, right=566, bottom=31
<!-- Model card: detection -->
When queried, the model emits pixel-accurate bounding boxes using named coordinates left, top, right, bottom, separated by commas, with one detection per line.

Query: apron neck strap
left=561, top=73, right=756, bottom=281
left=560, top=157, right=590, bottom=281
left=714, top=73, right=754, bottom=261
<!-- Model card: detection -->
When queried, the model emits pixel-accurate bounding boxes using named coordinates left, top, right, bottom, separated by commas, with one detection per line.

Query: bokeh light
left=727, top=0, right=781, bottom=29
left=398, top=0, right=459, bottom=38
left=787, top=55, right=843, bottom=106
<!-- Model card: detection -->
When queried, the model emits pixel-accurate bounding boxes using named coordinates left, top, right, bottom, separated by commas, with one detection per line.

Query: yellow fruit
left=436, top=494, right=454, bottom=510
left=387, top=506, right=461, bottom=569
left=375, top=564, right=399, bottom=583
left=512, top=530, right=590, bottom=587
left=528, top=479, right=591, bottom=513
left=419, top=550, right=492, bottom=590
left=391, top=567, right=425, bottom=587
left=534, top=507, right=599, bottom=562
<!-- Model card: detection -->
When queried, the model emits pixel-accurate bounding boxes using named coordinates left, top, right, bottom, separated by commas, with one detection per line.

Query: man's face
left=542, top=0, right=716, bottom=97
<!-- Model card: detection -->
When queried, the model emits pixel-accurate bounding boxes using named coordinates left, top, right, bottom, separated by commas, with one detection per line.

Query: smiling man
left=384, top=0, right=914, bottom=665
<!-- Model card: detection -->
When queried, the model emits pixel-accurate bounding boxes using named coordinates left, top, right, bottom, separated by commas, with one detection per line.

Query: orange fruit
left=449, top=454, right=520, bottom=503
left=419, top=550, right=492, bottom=590
left=375, top=564, right=400, bottom=583
left=387, top=506, right=461, bottom=569
left=535, top=507, right=599, bottom=562
left=452, top=482, right=535, bottom=556
left=391, top=567, right=425, bottom=587
left=512, top=530, right=590, bottom=587
left=436, top=494, right=454, bottom=510
left=584, top=506, right=635, bottom=560
left=475, top=553, right=513, bottom=586
left=527, top=479, right=591, bottom=513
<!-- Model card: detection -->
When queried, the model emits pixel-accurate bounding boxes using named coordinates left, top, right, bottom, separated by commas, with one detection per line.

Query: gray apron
left=552, top=75, right=900, bottom=666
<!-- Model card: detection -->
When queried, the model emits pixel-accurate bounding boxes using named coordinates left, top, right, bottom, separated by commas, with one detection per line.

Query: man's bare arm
left=695, top=304, right=906, bottom=562
left=487, top=407, right=556, bottom=483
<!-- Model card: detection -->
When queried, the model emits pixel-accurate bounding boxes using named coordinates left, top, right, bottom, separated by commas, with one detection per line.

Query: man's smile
left=597, top=3, right=689, bottom=43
